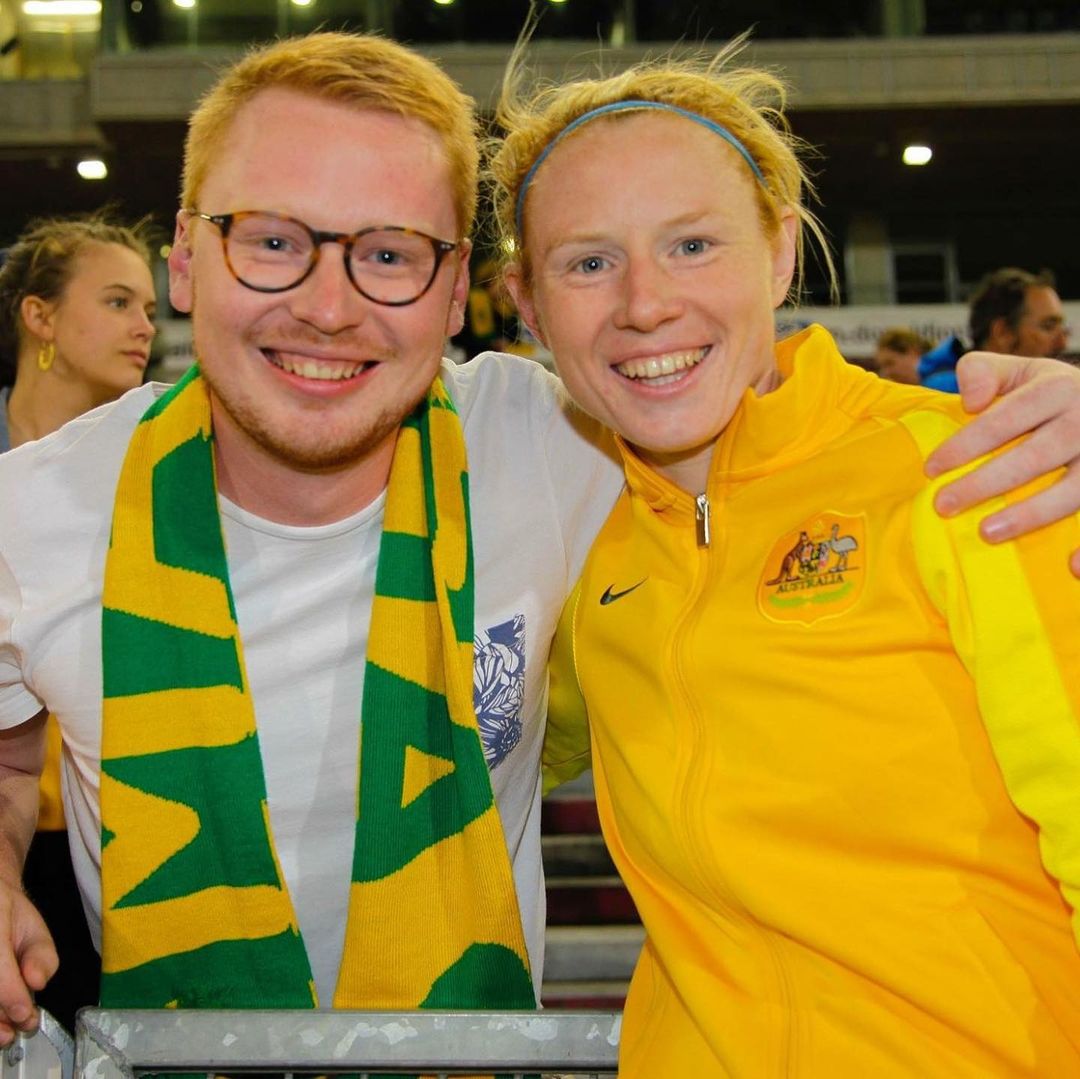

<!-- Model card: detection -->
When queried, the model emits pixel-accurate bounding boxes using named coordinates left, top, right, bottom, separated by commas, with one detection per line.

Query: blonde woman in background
left=0, top=211, right=157, bottom=1032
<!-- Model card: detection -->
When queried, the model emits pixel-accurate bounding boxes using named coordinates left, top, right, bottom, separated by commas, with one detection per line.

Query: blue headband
left=514, top=99, right=767, bottom=237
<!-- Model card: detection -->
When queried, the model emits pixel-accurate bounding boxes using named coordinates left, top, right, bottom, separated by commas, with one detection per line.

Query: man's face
left=169, top=88, right=469, bottom=484
left=1013, top=285, right=1070, bottom=359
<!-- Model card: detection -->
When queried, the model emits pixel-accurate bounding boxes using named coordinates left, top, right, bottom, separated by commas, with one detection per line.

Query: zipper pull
left=695, top=493, right=711, bottom=548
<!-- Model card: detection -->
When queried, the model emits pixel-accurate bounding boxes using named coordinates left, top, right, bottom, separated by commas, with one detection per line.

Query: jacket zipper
left=695, top=492, right=711, bottom=548
left=686, top=485, right=796, bottom=1073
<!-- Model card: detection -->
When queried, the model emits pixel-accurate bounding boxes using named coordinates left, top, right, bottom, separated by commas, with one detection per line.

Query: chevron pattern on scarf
left=99, top=366, right=533, bottom=1022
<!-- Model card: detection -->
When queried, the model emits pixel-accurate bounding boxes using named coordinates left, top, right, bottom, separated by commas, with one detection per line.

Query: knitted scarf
left=98, top=366, right=534, bottom=1018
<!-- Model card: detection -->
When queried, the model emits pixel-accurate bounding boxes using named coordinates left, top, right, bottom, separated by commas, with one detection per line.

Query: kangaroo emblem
left=766, top=531, right=810, bottom=585
left=757, top=512, right=867, bottom=626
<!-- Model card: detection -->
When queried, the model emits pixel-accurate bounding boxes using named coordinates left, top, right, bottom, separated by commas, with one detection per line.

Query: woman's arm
left=909, top=408, right=1080, bottom=946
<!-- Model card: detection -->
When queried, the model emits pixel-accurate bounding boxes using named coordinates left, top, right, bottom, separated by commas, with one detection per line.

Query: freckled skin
left=168, top=88, right=470, bottom=521
left=508, top=112, right=795, bottom=494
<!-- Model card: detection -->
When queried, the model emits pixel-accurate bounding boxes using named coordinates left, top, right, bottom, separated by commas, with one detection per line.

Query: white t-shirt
left=0, top=352, right=623, bottom=1003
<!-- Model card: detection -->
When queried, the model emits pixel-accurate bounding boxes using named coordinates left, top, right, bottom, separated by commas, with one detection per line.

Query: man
left=0, top=32, right=621, bottom=1037
left=874, top=327, right=933, bottom=385
left=1, top=31, right=1080, bottom=1046
left=921, top=268, right=1071, bottom=391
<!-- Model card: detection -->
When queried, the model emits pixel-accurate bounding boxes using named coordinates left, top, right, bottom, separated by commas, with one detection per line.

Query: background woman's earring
left=37, top=342, right=55, bottom=371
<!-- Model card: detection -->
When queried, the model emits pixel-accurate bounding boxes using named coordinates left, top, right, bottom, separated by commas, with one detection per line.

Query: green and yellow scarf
left=98, top=365, right=534, bottom=1014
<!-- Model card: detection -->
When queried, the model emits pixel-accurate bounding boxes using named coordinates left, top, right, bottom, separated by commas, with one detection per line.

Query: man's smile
left=262, top=349, right=378, bottom=382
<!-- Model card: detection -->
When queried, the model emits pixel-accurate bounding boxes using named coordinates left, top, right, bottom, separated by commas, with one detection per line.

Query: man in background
left=921, top=267, right=1070, bottom=391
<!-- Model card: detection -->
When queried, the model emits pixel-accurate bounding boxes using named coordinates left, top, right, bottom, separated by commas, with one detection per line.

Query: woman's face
left=46, top=241, right=157, bottom=400
left=509, top=111, right=795, bottom=490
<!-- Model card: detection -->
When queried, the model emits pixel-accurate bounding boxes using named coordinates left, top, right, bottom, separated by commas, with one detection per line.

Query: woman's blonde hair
left=182, top=32, right=480, bottom=238
left=487, top=28, right=834, bottom=299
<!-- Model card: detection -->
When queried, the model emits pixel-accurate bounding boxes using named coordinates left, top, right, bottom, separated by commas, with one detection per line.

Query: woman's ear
left=771, top=209, right=798, bottom=309
left=503, top=263, right=548, bottom=348
left=18, top=294, right=55, bottom=342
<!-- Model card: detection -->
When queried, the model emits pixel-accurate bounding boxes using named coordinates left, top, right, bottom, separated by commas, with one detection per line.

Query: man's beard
left=187, top=285, right=430, bottom=473
left=204, top=362, right=411, bottom=473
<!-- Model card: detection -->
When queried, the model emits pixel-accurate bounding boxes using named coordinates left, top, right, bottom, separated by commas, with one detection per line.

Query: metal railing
left=66, top=1008, right=621, bottom=1078
left=1, top=1010, right=72, bottom=1079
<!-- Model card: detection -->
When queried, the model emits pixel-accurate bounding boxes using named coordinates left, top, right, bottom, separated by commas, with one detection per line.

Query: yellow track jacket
left=546, top=326, right=1080, bottom=1077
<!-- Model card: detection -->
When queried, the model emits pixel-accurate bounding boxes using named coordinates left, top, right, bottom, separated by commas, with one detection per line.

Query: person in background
left=874, top=326, right=932, bottom=385
left=0, top=213, right=156, bottom=448
left=921, top=267, right=1070, bottom=391
left=453, top=254, right=521, bottom=358
left=491, top=38, right=1080, bottom=1077
left=0, top=211, right=157, bottom=1034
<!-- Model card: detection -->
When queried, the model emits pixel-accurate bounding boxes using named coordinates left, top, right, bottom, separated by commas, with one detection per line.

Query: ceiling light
left=172, top=0, right=195, bottom=8
left=433, top=0, right=455, bottom=6
left=76, top=158, right=107, bottom=180
left=290, top=0, right=313, bottom=6
left=902, top=144, right=932, bottom=166
left=22, top=1, right=101, bottom=14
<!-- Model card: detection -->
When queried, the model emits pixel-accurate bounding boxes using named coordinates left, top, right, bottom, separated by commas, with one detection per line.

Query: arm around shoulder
left=926, top=353, right=1080, bottom=574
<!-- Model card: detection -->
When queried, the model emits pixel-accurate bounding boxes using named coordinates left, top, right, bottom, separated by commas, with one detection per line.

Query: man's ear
left=168, top=211, right=195, bottom=314
left=18, top=295, right=55, bottom=342
left=770, top=209, right=798, bottom=309
left=503, top=263, right=547, bottom=348
left=985, top=316, right=1018, bottom=354
left=445, top=238, right=472, bottom=338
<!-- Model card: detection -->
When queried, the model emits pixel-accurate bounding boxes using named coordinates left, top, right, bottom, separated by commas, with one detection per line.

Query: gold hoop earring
left=37, top=342, right=55, bottom=372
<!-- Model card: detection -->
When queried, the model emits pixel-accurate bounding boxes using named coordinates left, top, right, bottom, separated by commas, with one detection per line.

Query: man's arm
left=924, top=353, right=1080, bottom=576
left=0, top=709, right=57, bottom=1046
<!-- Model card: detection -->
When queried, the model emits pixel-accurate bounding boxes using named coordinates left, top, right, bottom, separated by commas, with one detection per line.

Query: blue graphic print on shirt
left=473, top=614, right=525, bottom=768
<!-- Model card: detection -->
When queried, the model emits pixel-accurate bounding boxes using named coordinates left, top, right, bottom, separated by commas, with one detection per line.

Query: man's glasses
left=189, top=210, right=458, bottom=307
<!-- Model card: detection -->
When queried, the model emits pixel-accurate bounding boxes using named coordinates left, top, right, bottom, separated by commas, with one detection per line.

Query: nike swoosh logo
left=600, top=578, right=647, bottom=605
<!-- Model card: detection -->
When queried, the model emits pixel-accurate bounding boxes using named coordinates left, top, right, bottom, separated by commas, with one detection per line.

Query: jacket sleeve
left=903, top=410, right=1080, bottom=947
left=542, top=579, right=593, bottom=795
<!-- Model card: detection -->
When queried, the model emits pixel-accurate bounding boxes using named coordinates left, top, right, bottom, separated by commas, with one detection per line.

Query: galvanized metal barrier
left=73, top=1009, right=621, bottom=1077
left=1, top=1010, right=73, bottom=1079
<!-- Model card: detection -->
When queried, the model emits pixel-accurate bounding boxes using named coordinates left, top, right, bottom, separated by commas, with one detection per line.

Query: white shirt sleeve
left=0, top=546, right=44, bottom=728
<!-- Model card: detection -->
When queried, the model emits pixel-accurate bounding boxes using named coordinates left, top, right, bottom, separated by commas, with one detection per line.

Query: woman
left=1, top=214, right=157, bottom=447
left=490, top=45, right=1080, bottom=1077
left=0, top=211, right=157, bottom=1033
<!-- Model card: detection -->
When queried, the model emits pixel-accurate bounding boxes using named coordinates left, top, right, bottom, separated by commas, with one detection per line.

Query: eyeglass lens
left=224, top=213, right=444, bottom=304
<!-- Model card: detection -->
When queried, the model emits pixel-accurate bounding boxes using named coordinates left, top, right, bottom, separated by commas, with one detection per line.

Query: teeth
left=268, top=352, right=369, bottom=381
left=615, top=349, right=706, bottom=381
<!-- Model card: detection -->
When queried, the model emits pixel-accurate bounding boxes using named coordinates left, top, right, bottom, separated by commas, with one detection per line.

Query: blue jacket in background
left=918, top=335, right=966, bottom=393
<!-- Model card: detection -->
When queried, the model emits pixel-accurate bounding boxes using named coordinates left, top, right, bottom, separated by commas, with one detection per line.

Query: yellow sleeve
left=903, top=411, right=1080, bottom=947
left=36, top=716, right=66, bottom=831
left=542, top=578, right=592, bottom=795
